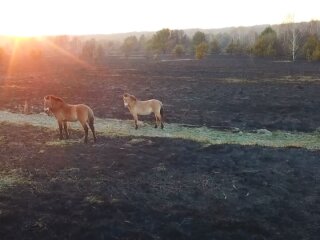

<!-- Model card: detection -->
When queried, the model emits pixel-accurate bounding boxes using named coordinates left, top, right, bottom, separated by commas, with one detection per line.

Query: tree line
left=118, top=20, right=320, bottom=61
left=1, top=20, right=320, bottom=63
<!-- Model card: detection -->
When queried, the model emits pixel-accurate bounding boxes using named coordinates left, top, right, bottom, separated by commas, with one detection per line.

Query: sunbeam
left=5, top=37, right=20, bottom=78
left=44, top=39, right=94, bottom=70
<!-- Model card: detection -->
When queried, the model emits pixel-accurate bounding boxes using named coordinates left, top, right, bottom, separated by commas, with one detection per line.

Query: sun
left=1, top=17, right=56, bottom=37
left=0, top=0, right=62, bottom=37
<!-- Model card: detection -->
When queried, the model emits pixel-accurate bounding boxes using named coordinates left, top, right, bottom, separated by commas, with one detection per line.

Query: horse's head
left=43, top=95, right=52, bottom=114
left=44, top=95, right=64, bottom=114
left=123, top=93, right=136, bottom=108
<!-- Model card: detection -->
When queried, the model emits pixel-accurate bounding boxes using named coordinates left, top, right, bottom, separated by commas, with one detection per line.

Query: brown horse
left=44, top=95, right=96, bottom=143
left=123, top=93, right=164, bottom=129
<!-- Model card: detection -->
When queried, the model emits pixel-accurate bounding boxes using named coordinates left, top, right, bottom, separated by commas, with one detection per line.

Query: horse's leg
left=81, top=122, right=89, bottom=144
left=154, top=114, right=158, bottom=128
left=157, top=113, right=164, bottom=129
left=155, top=112, right=164, bottom=129
left=63, top=121, right=69, bottom=139
left=88, top=121, right=97, bottom=143
left=133, top=114, right=138, bottom=130
left=160, top=119, right=164, bottom=129
left=58, top=121, right=63, bottom=140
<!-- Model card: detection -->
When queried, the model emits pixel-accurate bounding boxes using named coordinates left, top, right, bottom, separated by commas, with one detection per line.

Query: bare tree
left=284, top=15, right=301, bottom=61
left=290, top=28, right=300, bottom=61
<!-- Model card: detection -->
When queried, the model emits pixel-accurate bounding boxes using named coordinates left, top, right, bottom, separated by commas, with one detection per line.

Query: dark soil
left=0, top=56, right=320, bottom=239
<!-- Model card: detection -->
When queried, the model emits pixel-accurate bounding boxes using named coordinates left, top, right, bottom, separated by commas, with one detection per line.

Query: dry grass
left=0, top=169, right=29, bottom=191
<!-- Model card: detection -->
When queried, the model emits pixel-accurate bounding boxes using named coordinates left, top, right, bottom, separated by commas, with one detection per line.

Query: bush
left=312, top=43, right=320, bottom=60
left=210, top=39, right=220, bottom=54
left=303, top=35, right=319, bottom=60
left=173, top=44, right=185, bottom=57
left=195, top=42, right=209, bottom=59
left=121, top=36, right=138, bottom=57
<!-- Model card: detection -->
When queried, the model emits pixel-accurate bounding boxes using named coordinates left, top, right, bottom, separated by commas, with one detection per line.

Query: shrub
left=195, top=42, right=209, bottom=59
left=210, top=39, right=220, bottom=54
left=121, top=36, right=138, bottom=57
left=312, top=43, right=320, bottom=60
left=173, top=44, right=185, bottom=57
left=303, top=35, right=319, bottom=60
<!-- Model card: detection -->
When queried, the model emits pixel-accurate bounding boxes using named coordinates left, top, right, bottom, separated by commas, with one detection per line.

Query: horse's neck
left=129, top=100, right=139, bottom=109
left=128, top=103, right=134, bottom=111
left=51, top=102, right=67, bottom=112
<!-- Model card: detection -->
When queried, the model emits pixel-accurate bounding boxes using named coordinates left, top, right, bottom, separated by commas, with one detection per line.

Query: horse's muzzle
left=44, top=107, right=50, bottom=115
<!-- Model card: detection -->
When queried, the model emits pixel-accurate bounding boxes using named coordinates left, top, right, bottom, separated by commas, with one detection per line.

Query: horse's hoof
left=154, top=125, right=158, bottom=128
left=135, top=126, right=138, bottom=130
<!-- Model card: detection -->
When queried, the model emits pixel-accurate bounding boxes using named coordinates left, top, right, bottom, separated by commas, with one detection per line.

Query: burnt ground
left=0, top=55, right=320, bottom=239
left=1, top=55, right=320, bottom=131
left=0, top=123, right=319, bottom=240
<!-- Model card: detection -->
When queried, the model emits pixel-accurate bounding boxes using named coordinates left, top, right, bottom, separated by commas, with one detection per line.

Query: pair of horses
left=43, top=94, right=164, bottom=143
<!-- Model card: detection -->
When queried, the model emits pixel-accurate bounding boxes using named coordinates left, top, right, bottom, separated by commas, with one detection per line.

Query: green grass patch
left=1, top=110, right=320, bottom=150
left=99, top=119, right=320, bottom=150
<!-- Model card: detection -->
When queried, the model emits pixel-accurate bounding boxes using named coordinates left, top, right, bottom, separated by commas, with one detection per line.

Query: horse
left=43, top=95, right=97, bottom=143
left=123, top=93, right=164, bottom=130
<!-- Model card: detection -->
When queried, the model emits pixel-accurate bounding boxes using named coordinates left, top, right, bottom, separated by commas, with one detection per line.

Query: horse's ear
left=44, top=95, right=50, bottom=100
left=123, top=93, right=128, bottom=98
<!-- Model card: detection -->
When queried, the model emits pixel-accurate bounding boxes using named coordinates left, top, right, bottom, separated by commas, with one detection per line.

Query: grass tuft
left=0, top=170, right=29, bottom=191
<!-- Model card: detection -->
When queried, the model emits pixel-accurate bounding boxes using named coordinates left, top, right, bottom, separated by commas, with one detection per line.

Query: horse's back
left=135, top=99, right=162, bottom=115
left=75, top=104, right=94, bottom=116
left=150, top=99, right=162, bottom=111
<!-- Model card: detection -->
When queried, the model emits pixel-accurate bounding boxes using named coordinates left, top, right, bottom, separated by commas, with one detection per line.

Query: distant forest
left=1, top=20, right=320, bottom=63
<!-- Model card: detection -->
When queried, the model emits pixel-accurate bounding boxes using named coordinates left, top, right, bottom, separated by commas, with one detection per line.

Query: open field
left=2, top=55, right=320, bottom=131
left=0, top=55, right=320, bottom=239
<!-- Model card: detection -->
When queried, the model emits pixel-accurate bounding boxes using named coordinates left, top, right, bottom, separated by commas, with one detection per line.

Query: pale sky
left=0, top=0, right=319, bottom=36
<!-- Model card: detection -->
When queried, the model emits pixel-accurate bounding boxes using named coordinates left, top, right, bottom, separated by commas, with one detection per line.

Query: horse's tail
left=87, top=107, right=95, bottom=126
left=87, top=107, right=97, bottom=142
left=160, top=105, right=164, bottom=121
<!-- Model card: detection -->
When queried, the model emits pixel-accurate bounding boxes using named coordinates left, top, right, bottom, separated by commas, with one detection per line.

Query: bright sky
left=0, top=0, right=319, bottom=36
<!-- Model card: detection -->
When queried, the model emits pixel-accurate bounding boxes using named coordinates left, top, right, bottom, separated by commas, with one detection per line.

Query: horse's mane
left=48, top=95, right=65, bottom=103
left=124, top=93, right=137, bottom=101
left=130, top=95, right=137, bottom=101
